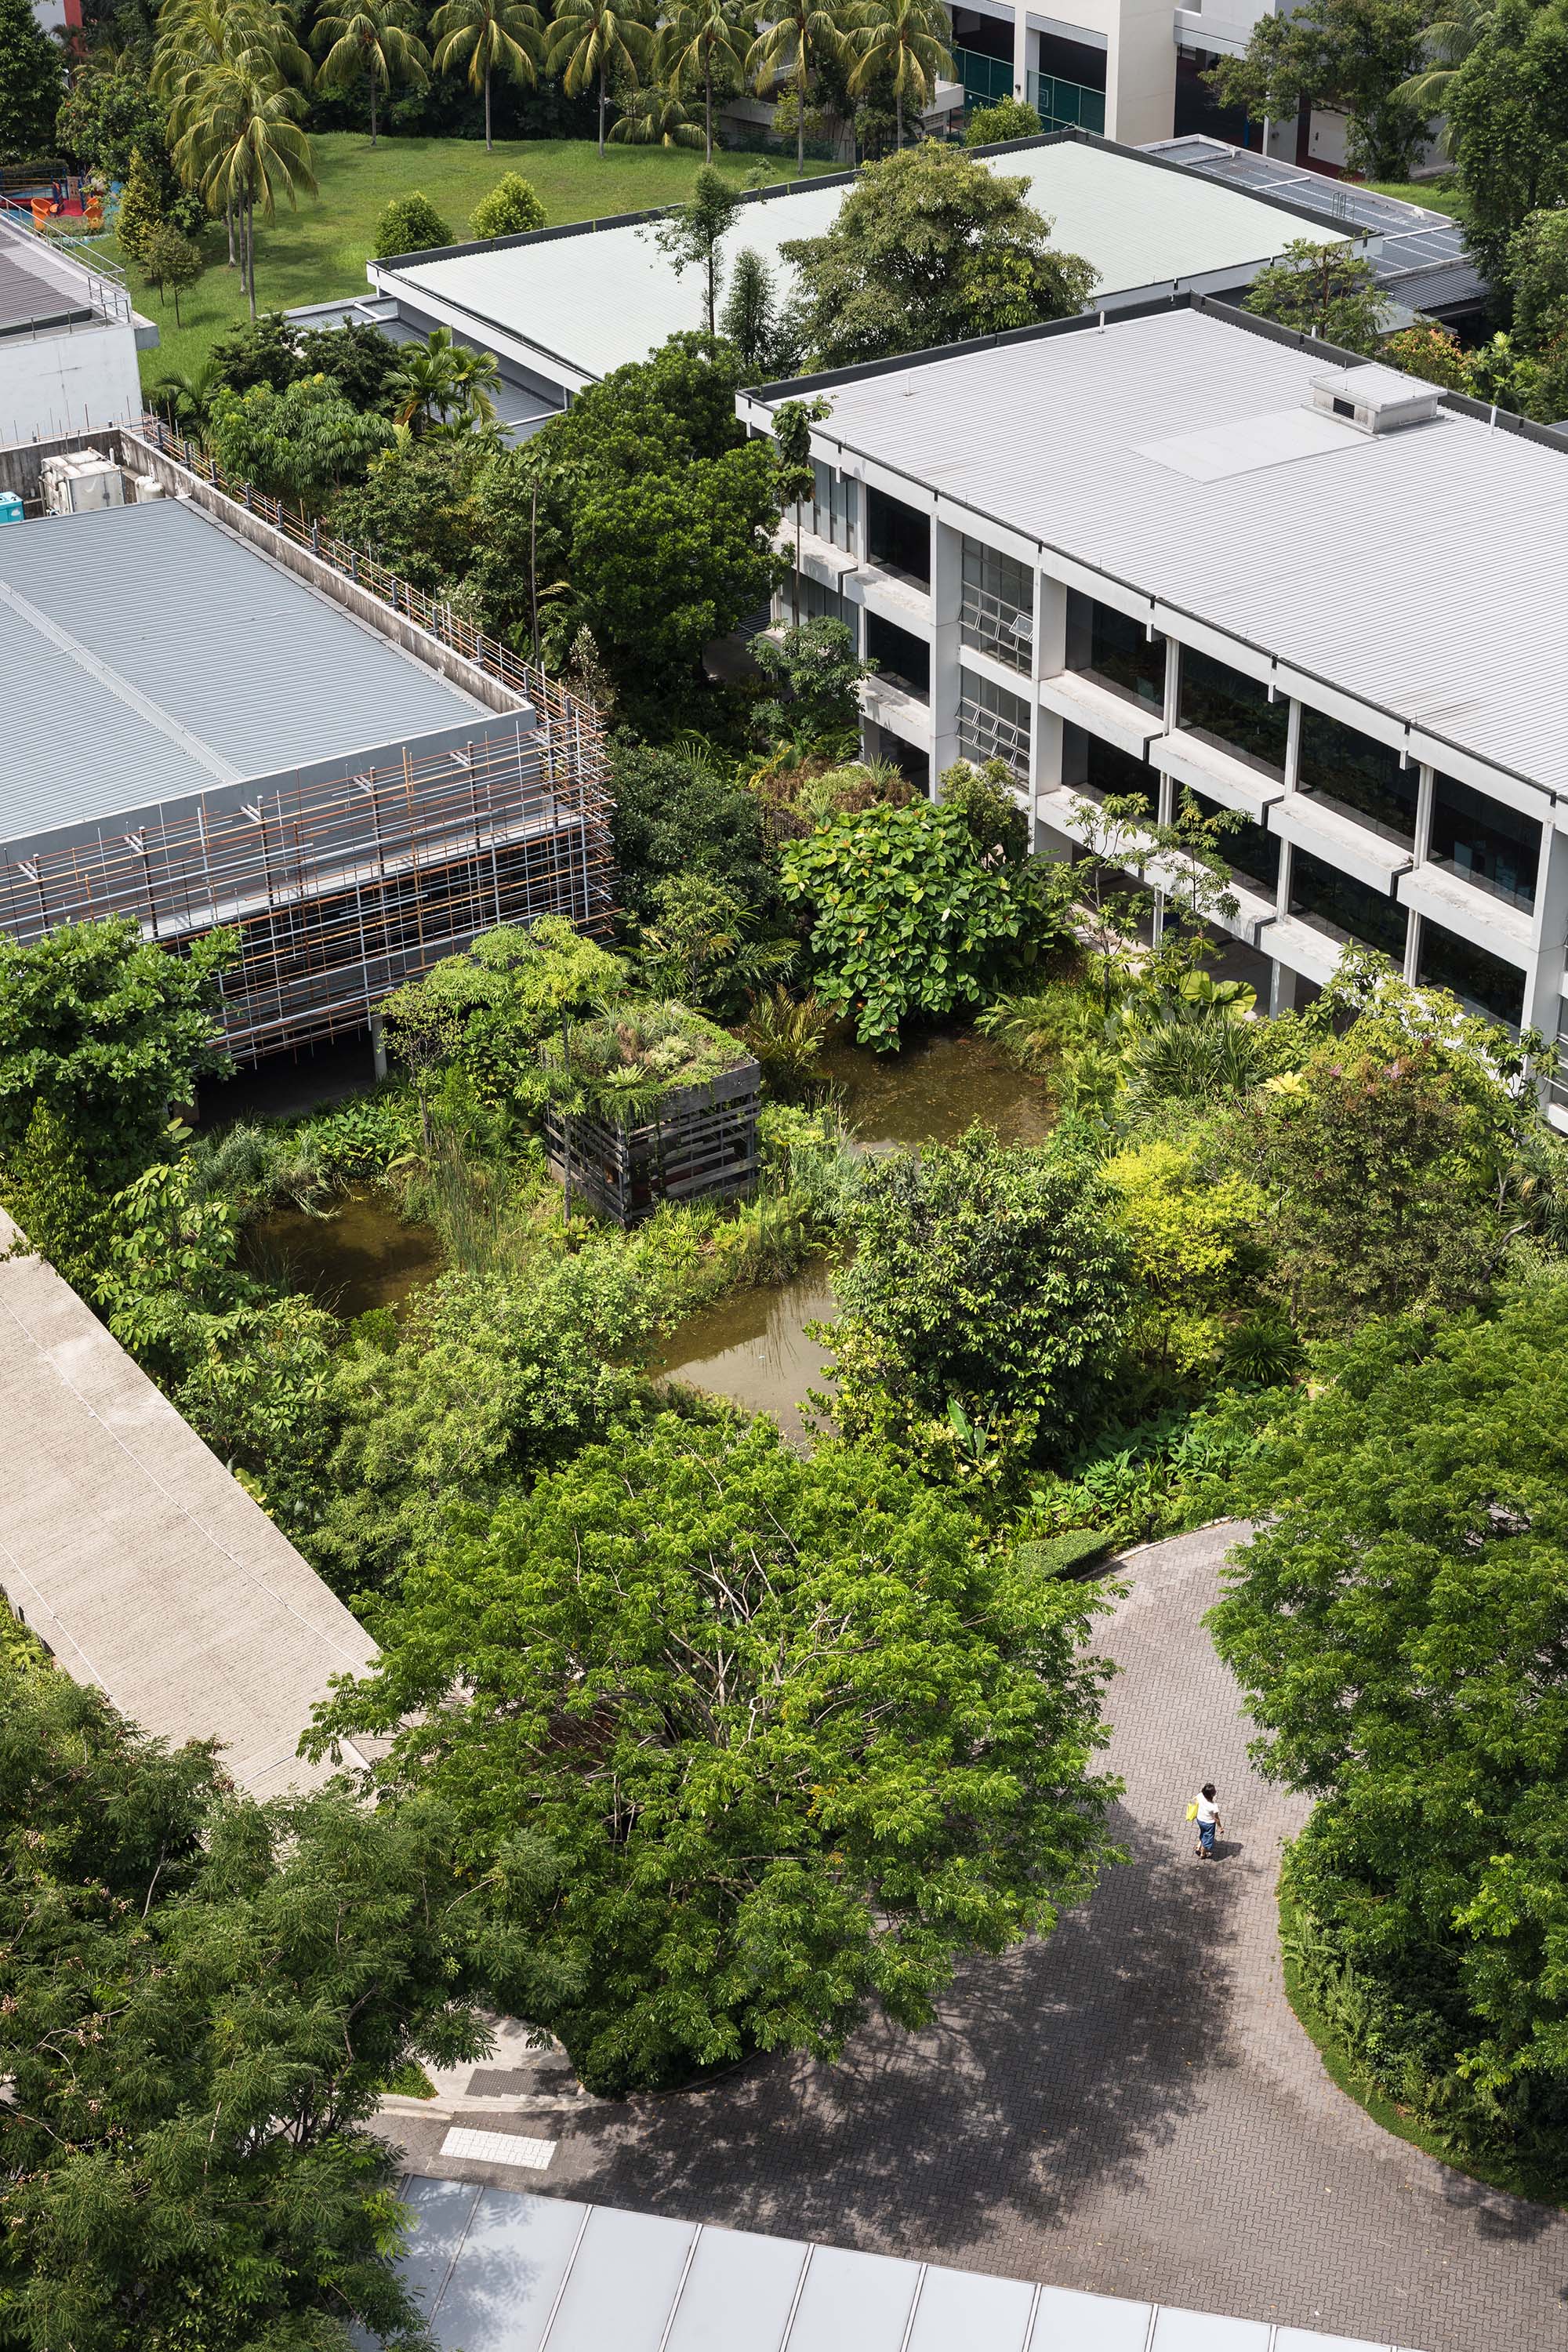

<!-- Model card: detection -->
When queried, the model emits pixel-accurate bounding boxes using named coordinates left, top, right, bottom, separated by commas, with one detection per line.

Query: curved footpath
left=379, top=1522, right=1568, bottom=2352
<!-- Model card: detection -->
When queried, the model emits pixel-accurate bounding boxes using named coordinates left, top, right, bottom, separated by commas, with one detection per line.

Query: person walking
left=1192, top=1783, right=1221, bottom=1860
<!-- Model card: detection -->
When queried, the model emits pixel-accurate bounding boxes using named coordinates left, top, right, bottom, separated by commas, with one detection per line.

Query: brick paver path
left=381, top=1522, right=1568, bottom=2350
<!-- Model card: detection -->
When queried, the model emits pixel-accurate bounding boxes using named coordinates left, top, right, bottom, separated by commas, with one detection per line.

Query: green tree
left=719, top=242, right=786, bottom=374
left=431, top=0, right=543, bottom=148
left=1210, top=1279, right=1568, bottom=2152
left=140, top=219, right=205, bottom=323
left=1392, top=0, right=1494, bottom=118
left=965, top=94, right=1042, bottom=143
left=373, top=186, right=452, bottom=256
left=0, top=919, right=233, bottom=1194
left=209, top=307, right=300, bottom=392
left=0, top=1103, right=114, bottom=1294
left=1214, top=952, right=1555, bottom=1338
left=1507, top=203, right=1568, bottom=351
left=652, top=162, right=744, bottom=332
left=607, top=732, right=785, bottom=927
left=844, top=0, right=953, bottom=147
left=746, top=0, right=844, bottom=172
left=829, top=1128, right=1131, bottom=1475
left=312, top=0, right=430, bottom=147
left=634, top=871, right=794, bottom=1013
left=0, top=1657, right=497, bottom=2350
left=1382, top=316, right=1472, bottom=387
left=114, top=143, right=167, bottom=267
left=608, top=80, right=706, bottom=143
left=209, top=373, right=394, bottom=506
left=1242, top=237, right=1391, bottom=352
left=1446, top=0, right=1568, bottom=280
left=384, top=323, right=499, bottom=431
left=328, top=435, right=492, bottom=591
left=309, top=1410, right=1121, bottom=2095
left=470, top=165, right=547, bottom=235
left=170, top=57, right=315, bottom=319
left=297, top=314, right=402, bottom=408
left=0, top=0, right=66, bottom=165
left=546, top=0, right=657, bottom=156
left=753, top=613, right=873, bottom=749
left=659, top=0, right=755, bottom=161
left=781, top=795, right=1067, bottom=1049
left=1207, top=0, right=1432, bottom=181
left=782, top=140, right=1097, bottom=369
left=520, top=333, right=786, bottom=709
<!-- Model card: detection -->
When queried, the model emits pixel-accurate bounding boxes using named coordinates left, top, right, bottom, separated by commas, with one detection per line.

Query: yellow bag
left=1185, top=1802, right=1199, bottom=1822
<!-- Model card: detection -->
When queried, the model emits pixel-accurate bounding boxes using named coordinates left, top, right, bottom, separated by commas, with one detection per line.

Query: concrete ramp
left=0, top=1210, right=376, bottom=1795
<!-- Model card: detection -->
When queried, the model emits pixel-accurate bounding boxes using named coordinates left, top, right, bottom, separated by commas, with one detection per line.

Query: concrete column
left=370, top=1011, right=387, bottom=1082
left=1403, top=910, right=1422, bottom=987
left=1269, top=958, right=1303, bottom=1018
left=1012, top=3, right=1031, bottom=102
left=1524, top=824, right=1568, bottom=1039
left=930, top=517, right=964, bottom=792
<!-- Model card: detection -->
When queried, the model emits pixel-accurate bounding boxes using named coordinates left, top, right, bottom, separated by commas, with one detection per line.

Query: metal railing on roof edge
left=128, top=416, right=605, bottom=764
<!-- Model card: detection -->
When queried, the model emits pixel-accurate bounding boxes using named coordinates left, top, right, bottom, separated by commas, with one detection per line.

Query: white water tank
left=40, top=452, right=127, bottom=515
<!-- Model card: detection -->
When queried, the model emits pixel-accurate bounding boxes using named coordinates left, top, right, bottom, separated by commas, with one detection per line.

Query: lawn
left=1365, top=175, right=1465, bottom=219
left=111, top=132, right=838, bottom=388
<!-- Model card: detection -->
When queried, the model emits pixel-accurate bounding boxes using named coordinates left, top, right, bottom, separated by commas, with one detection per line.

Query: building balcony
left=1146, top=726, right=1285, bottom=823
left=1269, top=793, right=1411, bottom=896
left=1397, top=860, right=1534, bottom=967
left=858, top=564, right=933, bottom=632
left=862, top=671, right=932, bottom=750
left=1039, top=671, right=1163, bottom=762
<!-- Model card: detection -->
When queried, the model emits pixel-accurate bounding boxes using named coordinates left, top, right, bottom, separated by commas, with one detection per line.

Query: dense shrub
left=470, top=171, right=546, bottom=238
left=373, top=191, right=454, bottom=259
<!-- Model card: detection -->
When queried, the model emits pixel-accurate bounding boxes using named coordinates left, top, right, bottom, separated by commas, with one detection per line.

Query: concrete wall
left=0, top=322, right=143, bottom=448
left=0, top=1210, right=378, bottom=1795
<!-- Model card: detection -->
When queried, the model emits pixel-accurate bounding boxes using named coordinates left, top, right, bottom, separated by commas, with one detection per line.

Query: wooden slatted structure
left=544, top=1057, right=762, bottom=1226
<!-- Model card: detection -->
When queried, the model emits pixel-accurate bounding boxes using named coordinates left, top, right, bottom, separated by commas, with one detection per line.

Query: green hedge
left=1014, top=1526, right=1113, bottom=1579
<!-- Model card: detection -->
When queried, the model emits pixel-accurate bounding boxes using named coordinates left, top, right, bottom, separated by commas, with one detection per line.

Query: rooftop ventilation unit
left=1308, top=365, right=1445, bottom=436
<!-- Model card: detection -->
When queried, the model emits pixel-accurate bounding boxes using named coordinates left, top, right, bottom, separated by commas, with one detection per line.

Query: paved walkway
left=377, top=1523, right=1568, bottom=2351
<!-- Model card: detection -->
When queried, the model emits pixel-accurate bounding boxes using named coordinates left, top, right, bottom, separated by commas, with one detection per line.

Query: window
left=961, top=538, right=1033, bottom=674
left=1428, top=772, right=1540, bottom=912
left=1417, top=921, right=1524, bottom=1029
left=866, top=610, right=929, bottom=701
left=866, top=485, right=930, bottom=586
left=1062, top=721, right=1155, bottom=814
left=1066, top=591, right=1165, bottom=713
left=1177, top=647, right=1288, bottom=779
left=1290, top=846, right=1406, bottom=963
left=1187, top=786, right=1279, bottom=895
left=773, top=572, right=853, bottom=633
left=1297, top=710, right=1418, bottom=847
left=958, top=667, right=1030, bottom=777
left=790, top=459, right=856, bottom=553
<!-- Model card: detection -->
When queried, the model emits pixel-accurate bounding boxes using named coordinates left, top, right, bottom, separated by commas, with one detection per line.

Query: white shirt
left=1195, top=1795, right=1219, bottom=1825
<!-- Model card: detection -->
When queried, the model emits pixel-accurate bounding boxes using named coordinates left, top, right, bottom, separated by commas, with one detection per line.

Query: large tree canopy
left=0, top=1657, right=494, bottom=2352
left=1211, top=1277, right=1568, bottom=2147
left=1446, top=0, right=1568, bottom=278
left=781, top=140, right=1098, bottom=369
left=310, top=1411, right=1122, bottom=2095
left=1207, top=0, right=1432, bottom=182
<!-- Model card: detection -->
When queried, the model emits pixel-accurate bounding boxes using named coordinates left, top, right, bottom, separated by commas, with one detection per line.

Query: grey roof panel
left=663, top=2224, right=810, bottom=2352
left=427, top=2189, right=587, bottom=2352
left=544, top=2207, right=698, bottom=2352
left=907, top=2265, right=1035, bottom=2352
left=0, top=496, right=488, bottom=841
left=401, top=2179, right=482, bottom=2317
left=1030, top=2286, right=1153, bottom=2352
left=791, top=307, right=1568, bottom=793
left=784, top=2243, right=923, bottom=2352
left=1150, top=2310, right=1272, bottom=2352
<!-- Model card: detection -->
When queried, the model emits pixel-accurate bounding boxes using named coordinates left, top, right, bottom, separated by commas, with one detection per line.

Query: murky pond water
left=242, top=1189, right=441, bottom=1319
left=819, top=1028, right=1054, bottom=1149
left=652, top=1266, right=839, bottom=1445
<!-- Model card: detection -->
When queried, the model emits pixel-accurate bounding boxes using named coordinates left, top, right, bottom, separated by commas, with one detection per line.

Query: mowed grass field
left=112, top=132, right=838, bottom=387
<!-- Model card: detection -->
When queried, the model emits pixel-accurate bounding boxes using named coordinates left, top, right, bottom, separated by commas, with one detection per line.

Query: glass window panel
left=1178, top=646, right=1287, bottom=779
left=1061, top=723, right=1154, bottom=815
left=960, top=536, right=1033, bottom=674
left=1297, top=709, right=1418, bottom=846
left=1290, top=845, right=1406, bottom=962
left=958, top=666, right=1030, bottom=776
left=1066, top=590, right=1165, bottom=712
left=866, top=609, right=929, bottom=699
left=1417, top=920, right=1524, bottom=1028
left=1428, top=771, right=1540, bottom=911
left=1187, top=785, right=1279, bottom=894
left=866, top=485, right=930, bottom=586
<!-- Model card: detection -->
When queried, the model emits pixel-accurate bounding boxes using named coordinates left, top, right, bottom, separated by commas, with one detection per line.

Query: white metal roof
left=390, top=2176, right=1421, bottom=2352
left=775, top=305, right=1568, bottom=796
left=380, top=140, right=1349, bottom=385
left=0, top=495, right=490, bottom=843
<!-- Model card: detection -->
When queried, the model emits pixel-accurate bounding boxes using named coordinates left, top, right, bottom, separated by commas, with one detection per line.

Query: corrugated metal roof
left=390, top=142, right=1349, bottom=384
left=385, top=2176, right=1418, bottom=2352
left=789, top=307, right=1568, bottom=794
left=0, top=495, right=488, bottom=841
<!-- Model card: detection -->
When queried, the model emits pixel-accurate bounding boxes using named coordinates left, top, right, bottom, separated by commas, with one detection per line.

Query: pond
left=242, top=1189, right=442, bottom=1320
left=652, top=1265, right=839, bottom=1446
left=818, top=1028, right=1053, bottom=1149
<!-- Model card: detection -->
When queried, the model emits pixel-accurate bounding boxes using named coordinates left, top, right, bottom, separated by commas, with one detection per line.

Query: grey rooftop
left=372, top=136, right=1350, bottom=388
left=758, top=303, right=1568, bottom=796
left=0, top=494, right=491, bottom=843
left=389, top=2175, right=1422, bottom=2352
left=0, top=1211, right=375, bottom=1797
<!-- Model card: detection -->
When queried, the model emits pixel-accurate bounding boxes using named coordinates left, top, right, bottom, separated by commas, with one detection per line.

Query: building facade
left=0, top=212, right=153, bottom=446
left=742, top=300, right=1568, bottom=1109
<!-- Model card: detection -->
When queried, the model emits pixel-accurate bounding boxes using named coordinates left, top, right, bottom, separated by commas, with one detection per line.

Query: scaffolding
left=0, top=425, right=615, bottom=1063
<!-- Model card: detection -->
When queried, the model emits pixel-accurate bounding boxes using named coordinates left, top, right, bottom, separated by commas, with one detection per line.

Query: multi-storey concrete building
left=740, top=299, right=1568, bottom=1094
left=0, top=210, right=154, bottom=446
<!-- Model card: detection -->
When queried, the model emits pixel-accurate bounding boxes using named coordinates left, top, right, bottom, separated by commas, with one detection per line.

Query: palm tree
left=172, top=60, right=316, bottom=318
left=387, top=326, right=501, bottom=431
left=146, top=356, right=222, bottom=437
left=546, top=0, right=656, bottom=156
left=312, top=0, right=429, bottom=147
left=430, top=0, right=543, bottom=150
left=1391, top=0, right=1492, bottom=127
left=157, top=0, right=311, bottom=269
left=746, top=0, right=844, bottom=174
left=844, top=0, right=953, bottom=147
left=659, top=0, right=755, bottom=164
left=608, top=82, right=704, bottom=144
